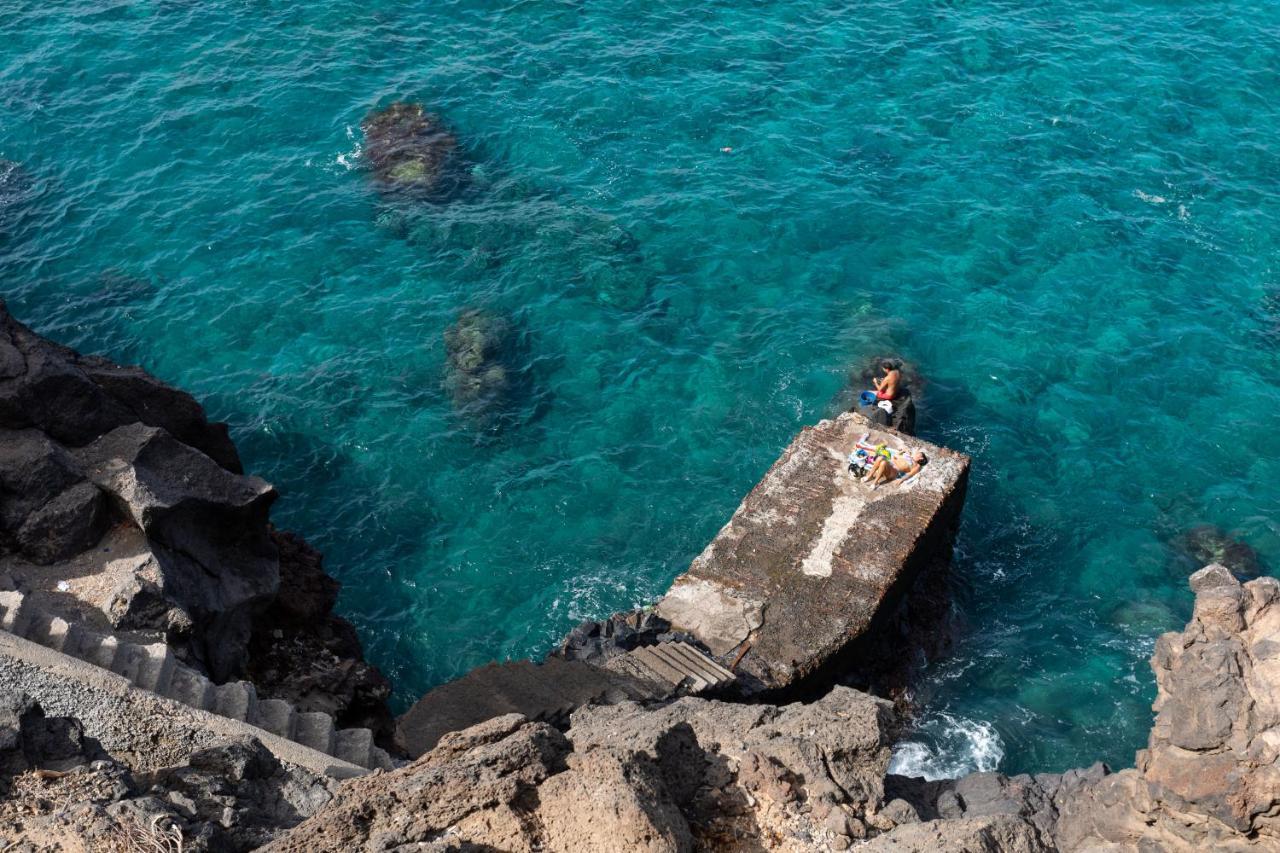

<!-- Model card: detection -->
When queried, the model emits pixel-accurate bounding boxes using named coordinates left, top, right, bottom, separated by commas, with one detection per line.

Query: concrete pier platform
left=655, top=412, right=970, bottom=695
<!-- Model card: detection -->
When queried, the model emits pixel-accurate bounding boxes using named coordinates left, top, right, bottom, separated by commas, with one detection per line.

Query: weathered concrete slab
left=655, top=412, right=969, bottom=695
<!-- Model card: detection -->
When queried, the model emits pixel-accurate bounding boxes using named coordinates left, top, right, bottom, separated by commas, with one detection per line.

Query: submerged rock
left=0, top=159, right=35, bottom=224
left=1172, top=524, right=1264, bottom=580
left=443, top=308, right=521, bottom=420
left=361, top=102, right=466, bottom=200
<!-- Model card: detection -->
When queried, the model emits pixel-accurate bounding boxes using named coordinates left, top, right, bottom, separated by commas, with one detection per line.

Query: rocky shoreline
left=1, top=302, right=1278, bottom=851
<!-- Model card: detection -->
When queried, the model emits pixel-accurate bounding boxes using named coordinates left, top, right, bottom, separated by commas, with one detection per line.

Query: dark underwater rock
left=361, top=102, right=466, bottom=201
left=0, top=159, right=35, bottom=224
left=443, top=308, right=519, bottom=419
left=1173, top=525, right=1264, bottom=580
left=582, top=221, right=653, bottom=311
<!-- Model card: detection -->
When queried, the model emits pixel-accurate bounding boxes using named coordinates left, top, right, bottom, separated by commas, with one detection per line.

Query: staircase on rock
left=396, top=640, right=736, bottom=756
left=0, top=589, right=392, bottom=771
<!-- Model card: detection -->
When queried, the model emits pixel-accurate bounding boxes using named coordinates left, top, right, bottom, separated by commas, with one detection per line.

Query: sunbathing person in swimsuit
left=873, top=361, right=899, bottom=400
left=867, top=449, right=926, bottom=489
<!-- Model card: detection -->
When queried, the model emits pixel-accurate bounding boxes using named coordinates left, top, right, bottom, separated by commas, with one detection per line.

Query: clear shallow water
left=3, top=0, right=1279, bottom=776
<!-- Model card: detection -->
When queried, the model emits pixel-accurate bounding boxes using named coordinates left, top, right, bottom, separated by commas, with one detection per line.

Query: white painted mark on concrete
left=800, top=490, right=866, bottom=578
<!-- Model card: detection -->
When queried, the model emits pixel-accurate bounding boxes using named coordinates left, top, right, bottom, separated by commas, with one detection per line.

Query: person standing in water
left=873, top=360, right=899, bottom=400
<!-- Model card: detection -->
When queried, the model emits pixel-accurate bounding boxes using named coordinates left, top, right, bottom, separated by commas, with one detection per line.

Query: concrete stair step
left=60, top=624, right=98, bottom=663
left=90, top=635, right=121, bottom=671
left=0, top=590, right=33, bottom=636
left=648, top=644, right=710, bottom=690
left=166, top=666, right=216, bottom=711
left=137, top=644, right=176, bottom=694
left=43, top=616, right=81, bottom=655
left=214, top=681, right=258, bottom=722
left=253, top=698, right=296, bottom=739
left=0, top=594, right=390, bottom=771
left=107, top=641, right=148, bottom=685
left=630, top=647, right=687, bottom=689
left=294, top=711, right=335, bottom=755
left=335, top=728, right=373, bottom=767
left=660, top=643, right=732, bottom=688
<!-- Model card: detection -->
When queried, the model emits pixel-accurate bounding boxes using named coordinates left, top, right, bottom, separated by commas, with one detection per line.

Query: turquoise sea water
left=4, top=0, right=1279, bottom=776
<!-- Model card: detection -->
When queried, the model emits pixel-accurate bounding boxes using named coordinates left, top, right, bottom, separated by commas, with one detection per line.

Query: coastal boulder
left=73, top=423, right=279, bottom=681
left=361, top=102, right=466, bottom=200
left=1051, top=569, right=1280, bottom=850
left=0, top=301, right=241, bottom=471
left=0, top=428, right=109, bottom=563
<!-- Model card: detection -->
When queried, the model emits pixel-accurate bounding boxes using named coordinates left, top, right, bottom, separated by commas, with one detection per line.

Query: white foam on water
left=335, top=125, right=362, bottom=170
left=888, top=712, right=1005, bottom=781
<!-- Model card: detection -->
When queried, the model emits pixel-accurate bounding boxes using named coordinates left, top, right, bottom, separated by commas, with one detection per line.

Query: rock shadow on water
left=0, top=159, right=43, bottom=250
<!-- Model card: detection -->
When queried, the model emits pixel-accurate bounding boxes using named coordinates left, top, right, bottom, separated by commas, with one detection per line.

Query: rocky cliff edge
left=259, top=567, right=1280, bottom=852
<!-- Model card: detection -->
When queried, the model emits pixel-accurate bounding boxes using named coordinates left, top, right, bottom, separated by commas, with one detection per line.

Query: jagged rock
left=72, top=423, right=279, bottom=680
left=290, top=688, right=894, bottom=850
left=550, top=608, right=686, bottom=663
left=361, top=101, right=466, bottom=200
left=0, top=301, right=393, bottom=742
left=261, top=714, right=571, bottom=851
left=0, top=726, right=333, bottom=852
left=16, top=480, right=109, bottom=564
left=855, top=815, right=1046, bottom=852
left=0, top=302, right=241, bottom=470
left=134, top=739, right=337, bottom=851
left=247, top=530, right=395, bottom=743
left=0, top=427, right=109, bottom=563
left=538, top=748, right=694, bottom=852
left=0, top=694, right=100, bottom=787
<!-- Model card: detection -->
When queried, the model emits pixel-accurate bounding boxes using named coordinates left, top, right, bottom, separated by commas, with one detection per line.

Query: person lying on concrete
left=867, top=448, right=926, bottom=489
left=873, top=360, right=900, bottom=400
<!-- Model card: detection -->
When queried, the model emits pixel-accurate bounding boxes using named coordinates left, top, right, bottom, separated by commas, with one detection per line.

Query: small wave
left=335, top=125, right=362, bottom=170
left=888, top=712, right=1004, bottom=780
left=1134, top=189, right=1167, bottom=205
left=336, top=142, right=363, bottom=170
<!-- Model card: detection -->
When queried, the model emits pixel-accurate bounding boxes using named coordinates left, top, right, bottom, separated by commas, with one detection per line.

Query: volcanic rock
left=1173, top=524, right=1265, bottom=580
left=361, top=101, right=466, bottom=200
left=443, top=307, right=520, bottom=419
